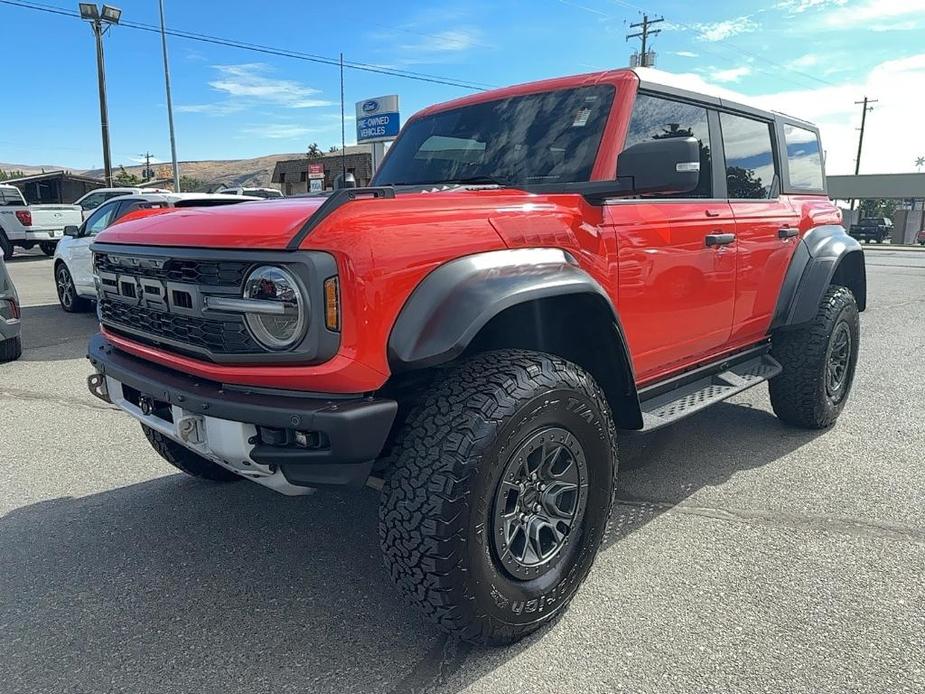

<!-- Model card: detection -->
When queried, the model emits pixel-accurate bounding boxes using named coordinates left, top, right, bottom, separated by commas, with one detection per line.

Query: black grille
left=94, top=253, right=250, bottom=288
left=99, top=298, right=260, bottom=354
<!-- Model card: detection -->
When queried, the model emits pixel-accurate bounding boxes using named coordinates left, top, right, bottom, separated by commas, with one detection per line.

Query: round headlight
left=242, top=265, right=307, bottom=350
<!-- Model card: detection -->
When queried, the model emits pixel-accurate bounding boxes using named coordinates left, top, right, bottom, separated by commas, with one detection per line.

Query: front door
left=606, top=92, right=737, bottom=382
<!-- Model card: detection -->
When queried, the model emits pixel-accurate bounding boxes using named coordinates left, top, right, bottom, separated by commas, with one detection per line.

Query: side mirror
left=616, top=136, right=701, bottom=196
left=333, top=172, right=357, bottom=190
left=64, top=225, right=80, bottom=238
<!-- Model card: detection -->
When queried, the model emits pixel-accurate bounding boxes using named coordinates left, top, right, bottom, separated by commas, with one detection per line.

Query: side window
left=85, top=202, right=117, bottom=236
left=79, top=192, right=104, bottom=211
left=720, top=113, right=777, bottom=199
left=783, top=124, right=824, bottom=191
left=622, top=93, right=713, bottom=198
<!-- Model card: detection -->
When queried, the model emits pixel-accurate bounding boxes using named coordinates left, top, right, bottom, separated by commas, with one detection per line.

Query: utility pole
left=158, top=0, right=181, bottom=192
left=626, top=14, right=663, bottom=68
left=139, top=151, right=153, bottom=181
left=850, top=96, right=877, bottom=212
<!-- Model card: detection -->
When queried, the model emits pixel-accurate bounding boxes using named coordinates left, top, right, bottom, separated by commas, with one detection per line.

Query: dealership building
left=272, top=145, right=374, bottom=196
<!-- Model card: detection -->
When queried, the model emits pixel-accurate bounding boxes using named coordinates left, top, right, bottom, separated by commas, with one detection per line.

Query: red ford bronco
left=86, top=68, right=865, bottom=645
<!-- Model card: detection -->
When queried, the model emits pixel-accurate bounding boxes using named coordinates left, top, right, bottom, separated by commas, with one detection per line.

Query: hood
left=95, top=198, right=327, bottom=249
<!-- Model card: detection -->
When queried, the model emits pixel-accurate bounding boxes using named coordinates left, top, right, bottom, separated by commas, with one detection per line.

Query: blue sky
left=1, top=0, right=924, bottom=174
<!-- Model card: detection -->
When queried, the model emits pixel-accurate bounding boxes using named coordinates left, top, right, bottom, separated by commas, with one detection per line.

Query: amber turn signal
left=323, top=277, right=340, bottom=331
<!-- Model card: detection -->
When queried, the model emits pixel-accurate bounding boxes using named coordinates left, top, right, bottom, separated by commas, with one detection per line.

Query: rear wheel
left=142, top=425, right=242, bottom=482
left=40, top=241, right=57, bottom=256
left=55, top=263, right=90, bottom=313
left=0, top=231, right=12, bottom=259
left=0, top=336, right=22, bottom=363
left=769, top=285, right=860, bottom=429
left=379, top=350, right=617, bottom=645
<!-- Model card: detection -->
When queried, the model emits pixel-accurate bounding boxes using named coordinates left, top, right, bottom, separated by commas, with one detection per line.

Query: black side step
left=638, top=352, right=782, bottom=431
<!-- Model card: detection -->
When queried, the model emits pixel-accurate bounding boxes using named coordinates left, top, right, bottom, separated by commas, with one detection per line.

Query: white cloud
left=645, top=54, right=925, bottom=175
left=712, top=66, right=752, bottom=82
left=823, top=0, right=925, bottom=27
left=242, top=124, right=318, bottom=140
left=776, top=0, right=847, bottom=14
left=401, top=30, right=480, bottom=53
left=674, top=50, right=699, bottom=58
left=693, top=16, right=758, bottom=41
left=177, top=64, right=332, bottom=116
left=786, top=53, right=820, bottom=70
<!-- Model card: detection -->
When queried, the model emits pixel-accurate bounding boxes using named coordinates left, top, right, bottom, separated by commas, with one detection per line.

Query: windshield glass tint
left=374, top=85, right=615, bottom=187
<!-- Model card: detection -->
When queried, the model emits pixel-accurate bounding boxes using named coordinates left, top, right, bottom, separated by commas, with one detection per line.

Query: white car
left=216, top=186, right=284, bottom=199
left=73, top=187, right=171, bottom=220
left=0, top=184, right=83, bottom=257
left=53, top=192, right=258, bottom=312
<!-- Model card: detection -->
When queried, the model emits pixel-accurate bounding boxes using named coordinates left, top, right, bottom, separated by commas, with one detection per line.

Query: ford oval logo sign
left=362, top=100, right=379, bottom=114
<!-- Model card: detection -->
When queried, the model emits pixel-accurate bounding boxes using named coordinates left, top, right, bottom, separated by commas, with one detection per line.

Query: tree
left=113, top=167, right=140, bottom=185
left=859, top=198, right=898, bottom=220
left=179, top=175, right=206, bottom=192
left=328, top=145, right=339, bottom=153
left=306, top=143, right=323, bottom=159
left=726, top=166, right=767, bottom=199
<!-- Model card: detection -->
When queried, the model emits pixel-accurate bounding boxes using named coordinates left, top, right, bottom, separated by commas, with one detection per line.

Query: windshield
left=373, top=85, right=615, bottom=188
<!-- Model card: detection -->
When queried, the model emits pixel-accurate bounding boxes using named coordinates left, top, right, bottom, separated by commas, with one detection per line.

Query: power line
left=0, top=0, right=494, bottom=91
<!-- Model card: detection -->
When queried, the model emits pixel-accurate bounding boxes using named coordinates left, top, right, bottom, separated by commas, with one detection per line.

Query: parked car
left=0, top=184, right=82, bottom=257
left=0, top=248, right=22, bottom=362
left=916, top=228, right=925, bottom=246
left=216, top=186, right=284, bottom=199
left=54, top=192, right=258, bottom=312
left=73, top=187, right=170, bottom=220
left=85, top=67, right=866, bottom=646
left=849, top=216, right=893, bottom=243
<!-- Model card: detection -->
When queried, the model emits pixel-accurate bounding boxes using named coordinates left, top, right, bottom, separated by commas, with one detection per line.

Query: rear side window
left=623, top=94, right=713, bottom=198
left=720, top=113, right=777, bottom=199
left=0, top=188, right=24, bottom=205
left=783, top=124, right=824, bottom=191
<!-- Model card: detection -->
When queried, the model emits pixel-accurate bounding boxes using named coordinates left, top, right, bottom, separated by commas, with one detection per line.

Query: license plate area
left=121, top=384, right=174, bottom=423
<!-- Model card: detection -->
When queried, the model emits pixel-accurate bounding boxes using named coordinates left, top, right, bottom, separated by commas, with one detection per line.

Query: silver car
left=0, top=248, right=22, bottom=362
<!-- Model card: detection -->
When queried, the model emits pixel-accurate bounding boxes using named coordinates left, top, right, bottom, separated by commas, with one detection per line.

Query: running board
left=638, top=353, right=782, bottom=431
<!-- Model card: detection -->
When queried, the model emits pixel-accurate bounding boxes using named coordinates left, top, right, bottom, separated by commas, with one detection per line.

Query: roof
left=1, top=170, right=105, bottom=185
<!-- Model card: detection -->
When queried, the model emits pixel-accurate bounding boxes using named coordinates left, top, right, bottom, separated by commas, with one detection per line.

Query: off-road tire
left=55, top=262, right=91, bottom=313
left=379, top=349, right=618, bottom=646
left=142, top=424, right=242, bottom=482
left=0, top=336, right=22, bottom=363
left=769, top=285, right=860, bottom=429
left=0, top=231, right=12, bottom=259
left=40, top=242, right=57, bottom=256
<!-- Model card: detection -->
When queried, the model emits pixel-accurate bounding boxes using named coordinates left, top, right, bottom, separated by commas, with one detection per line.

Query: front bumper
left=87, top=333, right=397, bottom=492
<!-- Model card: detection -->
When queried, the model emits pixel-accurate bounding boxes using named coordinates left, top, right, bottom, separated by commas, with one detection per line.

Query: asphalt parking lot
left=1, top=247, right=923, bottom=694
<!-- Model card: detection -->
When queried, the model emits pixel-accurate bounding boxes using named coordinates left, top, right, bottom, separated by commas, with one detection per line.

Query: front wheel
left=769, top=285, right=860, bottom=429
left=379, top=350, right=617, bottom=645
left=40, top=242, right=57, bottom=256
left=55, top=263, right=90, bottom=313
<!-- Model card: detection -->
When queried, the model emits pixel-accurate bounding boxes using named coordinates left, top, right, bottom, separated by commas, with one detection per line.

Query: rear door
left=605, top=92, right=737, bottom=382
left=718, top=111, right=801, bottom=346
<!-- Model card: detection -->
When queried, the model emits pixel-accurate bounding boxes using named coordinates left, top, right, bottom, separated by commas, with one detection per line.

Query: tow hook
left=177, top=415, right=205, bottom=445
left=86, top=373, right=110, bottom=403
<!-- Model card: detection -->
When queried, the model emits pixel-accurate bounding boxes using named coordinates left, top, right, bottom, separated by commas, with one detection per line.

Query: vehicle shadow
left=16, top=303, right=98, bottom=362
left=0, top=399, right=824, bottom=693
left=5, top=252, right=53, bottom=264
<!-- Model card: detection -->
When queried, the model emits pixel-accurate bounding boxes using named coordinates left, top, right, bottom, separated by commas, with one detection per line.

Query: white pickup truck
left=0, top=184, right=83, bottom=257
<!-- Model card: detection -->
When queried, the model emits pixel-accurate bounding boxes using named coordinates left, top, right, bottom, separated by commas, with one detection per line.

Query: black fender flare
left=387, top=248, right=642, bottom=428
left=772, top=225, right=866, bottom=329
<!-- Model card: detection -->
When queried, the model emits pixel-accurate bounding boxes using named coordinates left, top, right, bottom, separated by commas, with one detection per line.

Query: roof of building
left=2, top=170, right=105, bottom=185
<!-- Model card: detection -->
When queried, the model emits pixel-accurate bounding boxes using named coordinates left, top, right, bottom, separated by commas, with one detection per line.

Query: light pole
left=78, top=3, right=122, bottom=188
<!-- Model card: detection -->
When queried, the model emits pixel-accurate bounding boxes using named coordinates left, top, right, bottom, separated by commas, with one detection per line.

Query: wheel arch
left=772, top=224, right=866, bottom=330
left=387, top=248, right=643, bottom=430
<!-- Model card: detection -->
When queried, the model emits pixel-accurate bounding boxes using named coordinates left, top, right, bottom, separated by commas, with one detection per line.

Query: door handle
left=778, top=226, right=799, bottom=239
left=705, top=233, right=736, bottom=247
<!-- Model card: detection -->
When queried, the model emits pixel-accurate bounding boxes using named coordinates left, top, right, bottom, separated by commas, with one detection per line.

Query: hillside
left=83, top=153, right=303, bottom=190
left=0, top=162, right=74, bottom=177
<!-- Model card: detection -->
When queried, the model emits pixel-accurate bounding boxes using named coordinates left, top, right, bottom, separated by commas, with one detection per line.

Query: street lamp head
left=101, top=4, right=122, bottom=24
left=78, top=3, right=99, bottom=20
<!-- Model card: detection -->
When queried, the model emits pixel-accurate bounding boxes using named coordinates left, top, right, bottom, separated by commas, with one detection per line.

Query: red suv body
left=86, top=68, right=866, bottom=645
